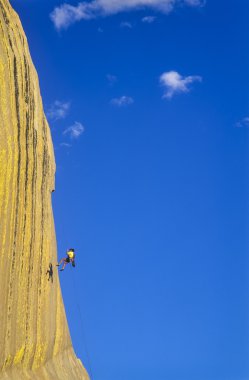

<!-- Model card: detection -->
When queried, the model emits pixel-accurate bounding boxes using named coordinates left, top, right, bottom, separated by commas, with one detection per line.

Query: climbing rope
left=70, top=265, right=95, bottom=380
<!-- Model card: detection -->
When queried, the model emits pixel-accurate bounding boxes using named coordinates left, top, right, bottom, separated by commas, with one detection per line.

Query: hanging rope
left=70, top=265, right=95, bottom=380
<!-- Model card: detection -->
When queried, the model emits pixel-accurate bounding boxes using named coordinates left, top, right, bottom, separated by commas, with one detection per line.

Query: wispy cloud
left=185, top=0, right=205, bottom=5
left=47, top=100, right=71, bottom=121
left=160, top=70, right=202, bottom=99
left=110, top=96, right=134, bottom=107
left=120, top=21, right=133, bottom=28
left=235, top=117, right=249, bottom=128
left=60, top=142, right=72, bottom=148
left=142, top=15, right=156, bottom=23
left=106, top=74, right=118, bottom=85
left=63, top=121, right=85, bottom=138
left=50, top=0, right=205, bottom=31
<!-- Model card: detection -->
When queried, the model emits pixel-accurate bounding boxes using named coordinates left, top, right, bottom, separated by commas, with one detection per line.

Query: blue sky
left=11, top=0, right=249, bottom=379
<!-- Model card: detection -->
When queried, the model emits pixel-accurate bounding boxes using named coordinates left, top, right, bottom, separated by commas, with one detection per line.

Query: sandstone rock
left=0, top=1, right=89, bottom=378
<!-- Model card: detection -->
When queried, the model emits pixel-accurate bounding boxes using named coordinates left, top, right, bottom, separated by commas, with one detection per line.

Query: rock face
left=0, top=1, right=89, bottom=379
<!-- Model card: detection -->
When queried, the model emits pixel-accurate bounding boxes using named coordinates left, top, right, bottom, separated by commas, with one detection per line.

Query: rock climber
left=57, top=248, right=76, bottom=271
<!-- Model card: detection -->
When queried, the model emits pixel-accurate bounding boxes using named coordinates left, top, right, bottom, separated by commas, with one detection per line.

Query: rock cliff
left=0, top=1, right=89, bottom=379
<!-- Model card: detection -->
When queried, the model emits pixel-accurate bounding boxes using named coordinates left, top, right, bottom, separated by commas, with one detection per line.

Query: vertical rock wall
left=0, top=1, right=89, bottom=379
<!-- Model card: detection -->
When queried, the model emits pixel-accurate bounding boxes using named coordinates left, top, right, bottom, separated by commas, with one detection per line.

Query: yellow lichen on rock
left=0, top=1, right=89, bottom=379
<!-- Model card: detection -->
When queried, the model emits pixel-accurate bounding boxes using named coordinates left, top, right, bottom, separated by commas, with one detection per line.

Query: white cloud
left=160, top=70, right=202, bottom=99
left=47, top=100, right=71, bottom=120
left=120, top=21, right=133, bottom=28
left=184, top=0, right=205, bottom=6
left=60, top=142, right=72, bottom=147
left=106, top=74, right=118, bottom=85
left=50, top=0, right=205, bottom=30
left=235, top=117, right=249, bottom=128
left=63, top=121, right=85, bottom=138
left=110, top=96, right=134, bottom=107
left=142, top=15, right=156, bottom=23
